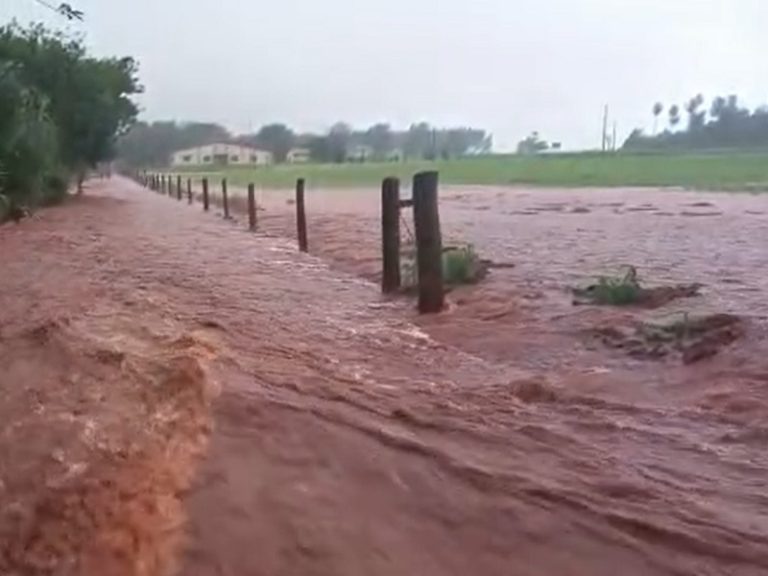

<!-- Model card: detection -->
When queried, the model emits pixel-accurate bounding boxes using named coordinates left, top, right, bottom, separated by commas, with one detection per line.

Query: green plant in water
left=577, top=266, right=642, bottom=305
left=442, top=244, right=481, bottom=285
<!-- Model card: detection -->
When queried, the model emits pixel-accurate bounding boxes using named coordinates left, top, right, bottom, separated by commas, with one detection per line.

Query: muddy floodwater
left=1, top=179, right=767, bottom=575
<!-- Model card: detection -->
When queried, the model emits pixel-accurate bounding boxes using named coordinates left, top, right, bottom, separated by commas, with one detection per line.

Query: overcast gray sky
left=3, top=0, right=766, bottom=150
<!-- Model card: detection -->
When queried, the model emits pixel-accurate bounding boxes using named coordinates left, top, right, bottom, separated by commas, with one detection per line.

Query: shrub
left=575, top=267, right=642, bottom=305
left=442, top=244, right=482, bottom=285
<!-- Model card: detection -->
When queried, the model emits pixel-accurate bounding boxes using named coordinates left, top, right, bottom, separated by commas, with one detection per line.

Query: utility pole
left=602, top=105, right=609, bottom=152
left=612, top=121, right=618, bottom=152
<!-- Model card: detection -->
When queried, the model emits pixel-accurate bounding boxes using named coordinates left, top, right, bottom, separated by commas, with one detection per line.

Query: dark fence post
left=161, top=174, right=166, bottom=195
left=412, top=171, right=444, bottom=313
left=247, top=183, right=257, bottom=231
left=176, top=175, right=182, bottom=200
left=169, top=174, right=174, bottom=197
left=296, top=178, right=308, bottom=252
left=187, top=178, right=193, bottom=204
left=222, top=178, right=230, bottom=219
left=202, top=177, right=210, bottom=211
left=381, top=177, right=401, bottom=293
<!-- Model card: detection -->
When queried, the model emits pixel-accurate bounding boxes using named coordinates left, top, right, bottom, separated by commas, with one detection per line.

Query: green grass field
left=171, top=151, right=768, bottom=191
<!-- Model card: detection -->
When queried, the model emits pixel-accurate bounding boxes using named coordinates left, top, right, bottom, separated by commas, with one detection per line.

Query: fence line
left=134, top=170, right=445, bottom=314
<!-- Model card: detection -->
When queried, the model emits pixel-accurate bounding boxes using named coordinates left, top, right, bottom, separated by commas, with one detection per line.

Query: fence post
left=222, top=178, right=230, bottom=219
left=412, top=171, right=444, bottom=313
left=187, top=178, right=193, bottom=204
left=161, top=174, right=166, bottom=195
left=382, top=177, right=401, bottom=293
left=247, top=183, right=257, bottom=231
left=202, top=177, right=209, bottom=211
left=177, top=175, right=182, bottom=200
left=296, top=178, right=308, bottom=252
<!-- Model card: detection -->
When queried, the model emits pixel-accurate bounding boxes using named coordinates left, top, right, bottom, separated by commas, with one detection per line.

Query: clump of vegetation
left=0, top=22, right=141, bottom=221
left=399, top=242, right=488, bottom=290
left=574, top=266, right=642, bottom=305
left=442, top=244, right=487, bottom=285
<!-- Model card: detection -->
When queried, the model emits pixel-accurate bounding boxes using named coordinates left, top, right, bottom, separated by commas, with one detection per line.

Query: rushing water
left=1, top=179, right=767, bottom=575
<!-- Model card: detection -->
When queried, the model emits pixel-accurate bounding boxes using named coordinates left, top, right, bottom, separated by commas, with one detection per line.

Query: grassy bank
left=171, top=151, right=768, bottom=190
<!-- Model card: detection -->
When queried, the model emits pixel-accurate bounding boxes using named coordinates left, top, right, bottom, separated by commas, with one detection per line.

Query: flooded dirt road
left=2, top=178, right=768, bottom=575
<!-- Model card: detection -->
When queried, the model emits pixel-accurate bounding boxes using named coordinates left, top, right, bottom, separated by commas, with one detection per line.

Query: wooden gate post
left=176, top=175, right=182, bottom=200
left=296, top=178, right=308, bottom=252
left=187, top=178, right=193, bottom=204
left=412, top=171, right=444, bottom=313
left=381, top=177, right=401, bottom=293
left=202, top=177, right=210, bottom=211
left=247, top=183, right=257, bottom=231
left=222, top=178, right=230, bottom=219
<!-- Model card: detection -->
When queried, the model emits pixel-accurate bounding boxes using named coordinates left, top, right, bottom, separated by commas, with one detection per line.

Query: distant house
left=286, top=147, right=311, bottom=164
left=387, top=148, right=404, bottom=162
left=346, top=145, right=373, bottom=163
left=171, top=143, right=273, bottom=167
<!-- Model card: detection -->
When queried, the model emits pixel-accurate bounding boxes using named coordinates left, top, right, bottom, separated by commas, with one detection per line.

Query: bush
left=442, top=244, right=482, bottom=285
left=575, top=267, right=642, bottom=305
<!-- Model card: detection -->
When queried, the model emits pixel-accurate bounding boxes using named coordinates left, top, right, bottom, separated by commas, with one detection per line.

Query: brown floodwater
left=1, top=178, right=767, bottom=575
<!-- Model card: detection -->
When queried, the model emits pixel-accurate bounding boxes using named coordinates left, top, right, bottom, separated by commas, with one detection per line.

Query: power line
left=29, top=0, right=83, bottom=20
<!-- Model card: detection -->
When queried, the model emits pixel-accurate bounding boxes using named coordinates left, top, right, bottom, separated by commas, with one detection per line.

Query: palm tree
left=668, top=105, right=681, bottom=130
left=652, top=102, right=664, bottom=135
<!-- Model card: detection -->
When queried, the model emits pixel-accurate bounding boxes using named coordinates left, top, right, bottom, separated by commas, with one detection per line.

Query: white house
left=346, top=144, right=374, bottom=162
left=286, top=147, right=311, bottom=163
left=171, top=143, right=273, bottom=167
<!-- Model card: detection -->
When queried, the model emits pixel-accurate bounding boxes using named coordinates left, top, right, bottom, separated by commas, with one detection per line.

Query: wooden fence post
left=296, top=178, right=308, bottom=252
left=187, top=178, right=193, bottom=204
left=381, top=177, right=401, bottom=293
left=177, top=175, right=182, bottom=200
left=161, top=174, right=166, bottom=195
left=412, top=171, right=444, bottom=313
left=202, top=177, right=209, bottom=211
left=222, top=178, right=230, bottom=219
left=247, top=183, right=257, bottom=231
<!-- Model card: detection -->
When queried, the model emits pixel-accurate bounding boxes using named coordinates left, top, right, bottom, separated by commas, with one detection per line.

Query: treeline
left=624, top=95, right=768, bottom=151
left=117, top=121, right=493, bottom=167
left=0, top=23, right=140, bottom=211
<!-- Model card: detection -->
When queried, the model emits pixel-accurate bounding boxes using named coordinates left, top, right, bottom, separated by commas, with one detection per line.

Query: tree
left=624, top=93, right=768, bottom=151
left=252, top=123, right=294, bottom=163
left=363, top=123, right=393, bottom=159
left=668, top=105, right=681, bottom=130
left=0, top=22, right=140, bottom=206
left=517, top=132, right=548, bottom=155
left=326, top=122, right=351, bottom=163
left=652, top=102, right=664, bottom=135
left=403, top=122, right=432, bottom=160
left=685, top=94, right=706, bottom=131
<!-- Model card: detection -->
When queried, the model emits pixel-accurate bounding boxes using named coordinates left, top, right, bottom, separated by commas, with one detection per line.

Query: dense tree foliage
left=0, top=23, right=140, bottom=210
left=624, top=94, right=768, bottom=151
left=117, top=120, right=492, bottom=167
